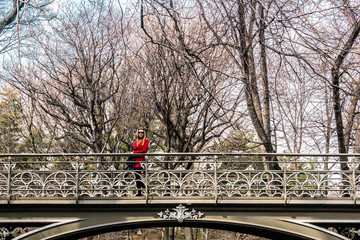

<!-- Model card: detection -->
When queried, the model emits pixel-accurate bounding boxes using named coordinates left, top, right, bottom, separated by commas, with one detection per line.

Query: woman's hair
left=136, top=128, right=146, bottom=146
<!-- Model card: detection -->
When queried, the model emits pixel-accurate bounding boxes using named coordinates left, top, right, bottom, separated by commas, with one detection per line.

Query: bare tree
left=277, top=1, right=360, bottom=171
left=141, top=0, right=282, bottom=170
left=276, top=0, right=360, bottom=168
left=6, top=0, right=134, bottom=153
left=138, top=0, right=360, bottom=172
left=138, top=14, right=240, bottom=157
left=138, top=5, right=242, bottom=238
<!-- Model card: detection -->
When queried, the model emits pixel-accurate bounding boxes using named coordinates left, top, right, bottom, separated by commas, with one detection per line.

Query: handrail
left=0, top=152, right=359, bottom=157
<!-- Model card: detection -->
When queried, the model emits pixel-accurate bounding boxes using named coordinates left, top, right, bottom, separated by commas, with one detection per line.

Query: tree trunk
left=164, top=227, right=175, bottom=240
left=237, top=2, right=279, bottom=170
left=185, top=227, right=193, bottom=240
left=355, top=116, right=360, bottom=154
left=355, top=116, right=360, bottom=170
left=331, top=20, right=360, bottom=170
left=169, top=227, right=175, bottom=240
left=0, top=0, right=25, bottom=35
left=163, top=227, right=168, bottom=240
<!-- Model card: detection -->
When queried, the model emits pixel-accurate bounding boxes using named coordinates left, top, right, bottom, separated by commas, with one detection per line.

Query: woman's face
left=138, top=130, right=145, bottom=138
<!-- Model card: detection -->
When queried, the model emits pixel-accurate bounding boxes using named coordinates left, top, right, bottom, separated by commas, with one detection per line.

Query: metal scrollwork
left=0, top=154, right=358, bottom=201
left=157, top=204, right=204, bottom=223
left=350, top=229, right=360, bottom=236
left=3, top=163, right=16, bottom=171
left=0, top=227, right=35, bottom=240
left=0, top=227, right=10, bottom=239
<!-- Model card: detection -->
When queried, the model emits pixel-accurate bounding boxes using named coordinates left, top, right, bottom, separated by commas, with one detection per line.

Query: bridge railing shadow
left=0, top=153, right=359, bottom=203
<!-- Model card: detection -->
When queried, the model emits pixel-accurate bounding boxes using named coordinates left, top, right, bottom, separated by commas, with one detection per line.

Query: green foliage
left=211, top=129, right=264, bottom=171
left=211, top=129, right=262, bottom=153
left=108, top=132, right=133, bottom=153
left=0, top=88, right=56, bottom=153
left=278, top=155, right=318, bottom=171
left=0, top=88, right=23, bottom=153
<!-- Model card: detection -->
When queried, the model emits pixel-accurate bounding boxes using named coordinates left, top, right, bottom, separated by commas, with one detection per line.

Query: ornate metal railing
left=0, top=153, right=360, bottom=204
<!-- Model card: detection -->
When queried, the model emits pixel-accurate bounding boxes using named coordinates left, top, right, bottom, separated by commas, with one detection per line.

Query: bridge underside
left=1, top=201, right=360, bottom=240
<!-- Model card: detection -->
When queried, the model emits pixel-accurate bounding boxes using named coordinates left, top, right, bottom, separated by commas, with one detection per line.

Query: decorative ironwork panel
left=157, top=204, right=204, bottom=222
left=181, top=171, right=215, bottom=197
left=0, top=227, right=37, bottom=240
left=318, top=172, right=353, bottom=198
left=287, top=172, right=320, bottom=198
left=217, top=172, right=249, bottom=197
left=250, top=172, right=284, bottom=197
left=44, top=172, right=77, bottom=197
left=11, top=172, right=43, bottom=197
left=147, top=171, right=181, bottom=197
left=112, top=171, right=140, bottom=197
left=0, top=173, right=7, bottom=198
left=79, top=172, right=113, bottom=197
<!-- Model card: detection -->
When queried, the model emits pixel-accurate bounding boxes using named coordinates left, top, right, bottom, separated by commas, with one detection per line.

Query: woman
left=133, top=128, right=149, bottom=196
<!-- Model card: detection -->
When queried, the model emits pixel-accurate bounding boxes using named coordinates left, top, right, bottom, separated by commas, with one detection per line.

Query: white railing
left=0, top=153, right=359, bottom=203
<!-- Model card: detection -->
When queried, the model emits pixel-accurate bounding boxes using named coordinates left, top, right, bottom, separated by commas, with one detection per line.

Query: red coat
left=133, top=139, right=149, bottom=168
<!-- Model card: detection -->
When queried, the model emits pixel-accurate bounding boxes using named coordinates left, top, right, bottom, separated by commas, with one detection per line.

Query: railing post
left=179, top=162, right=183, bottom=197
left=283, top=161, right=287, bottom=205
left=145, top=157, right=148, bottom=204
left=7, top=156, right=12, bottom=204
left=75, top=158, right=79, bottom=204
left=353, top=159, right=356, bottom=205
left=41, top=158, right=46, bottom=197
left=316, top=168, right=321, bottom=198
left=214, top=156, right=218, bottom=204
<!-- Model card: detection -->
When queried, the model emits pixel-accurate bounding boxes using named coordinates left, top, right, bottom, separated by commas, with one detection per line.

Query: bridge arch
left=10, top=205, right=348, bottom=240
left=38, top=221, right=312, bottom=240
left=44, top=221, right=346, bottom=240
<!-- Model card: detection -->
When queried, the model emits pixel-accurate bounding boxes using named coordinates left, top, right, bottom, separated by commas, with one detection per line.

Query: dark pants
left=135, top=167, right=145, bottom=196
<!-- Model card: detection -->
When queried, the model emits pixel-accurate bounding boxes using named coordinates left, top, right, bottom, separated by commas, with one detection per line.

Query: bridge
left=1, top=153, right=360, bottom=240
